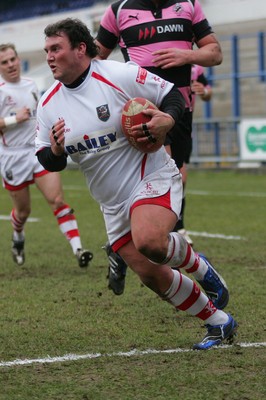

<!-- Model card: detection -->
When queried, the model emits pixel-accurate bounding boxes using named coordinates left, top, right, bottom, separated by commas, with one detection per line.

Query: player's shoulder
left=20, top=76, right=37, bottom=87
left=40, top=81, right=63, bottom=108
left=111, top=0, right=137, bottom=12
left=92, top=59, right=138, bottom=74
left=91, top=60, right=144, bottom=94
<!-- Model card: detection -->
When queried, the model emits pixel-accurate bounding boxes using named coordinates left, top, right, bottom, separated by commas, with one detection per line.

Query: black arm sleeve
left=36, top=147, right=68, bottom=172
left=160, top=86, right=186, bottom=123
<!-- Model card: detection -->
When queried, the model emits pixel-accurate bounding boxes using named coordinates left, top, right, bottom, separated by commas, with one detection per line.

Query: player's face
left=0, top=48, right=21, bottom=83
left=45, top=32, right=85, bottom=85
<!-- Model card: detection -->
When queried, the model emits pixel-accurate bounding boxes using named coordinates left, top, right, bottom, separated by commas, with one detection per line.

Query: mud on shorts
left=101, top=157, right=183, bottom=252
left=164, top=110, right=193, bottom=168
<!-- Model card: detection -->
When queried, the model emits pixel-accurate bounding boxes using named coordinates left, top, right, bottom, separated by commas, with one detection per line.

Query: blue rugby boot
left=193, top=314, right=238, bottom=350
left=197, top=253, right=229, bottom=310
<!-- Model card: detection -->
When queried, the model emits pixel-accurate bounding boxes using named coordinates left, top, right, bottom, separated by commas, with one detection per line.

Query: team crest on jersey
left=5, top=95, right=16, bottom=106
left=174, top=3, right=183, bottom=13
left=96, top=104, right=110, bottom=122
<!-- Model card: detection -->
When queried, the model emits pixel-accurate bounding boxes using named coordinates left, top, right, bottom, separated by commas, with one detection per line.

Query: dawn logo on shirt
left=138, top=23, right=184, bottom=40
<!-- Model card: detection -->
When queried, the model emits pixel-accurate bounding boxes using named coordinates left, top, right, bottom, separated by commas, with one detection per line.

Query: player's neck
left=2, top=76, right=21, bottom=84
left=64, top=64, right=90, bottom=89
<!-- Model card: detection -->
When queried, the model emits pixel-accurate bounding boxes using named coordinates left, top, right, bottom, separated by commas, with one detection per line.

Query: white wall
left=201, top=0, right=266, bottom=25
left=0, top=0, right=265, bottom=92
left=0, top=0, right=265, bottom=54
left=0, top=3, right=107, bottom=54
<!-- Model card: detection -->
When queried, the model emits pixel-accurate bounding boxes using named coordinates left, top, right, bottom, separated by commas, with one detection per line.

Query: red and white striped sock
left=11, top=209, right=25, bottom=241
left=162, top=232, right=208, bottom=280
left=54, top=204, right=82, bottom=254
left=164, top=270, right=228, bottom=325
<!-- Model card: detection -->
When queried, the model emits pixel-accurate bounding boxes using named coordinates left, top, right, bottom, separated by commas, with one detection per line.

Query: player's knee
left=16, top=207, right=31, bottom=222
left=51, top=194, right=65, bottom=210
left=134, top=236, right=167, bottom=263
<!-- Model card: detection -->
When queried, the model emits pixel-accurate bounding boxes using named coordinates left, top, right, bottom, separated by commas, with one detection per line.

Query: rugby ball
left=121, top=97, right=163, bottom=153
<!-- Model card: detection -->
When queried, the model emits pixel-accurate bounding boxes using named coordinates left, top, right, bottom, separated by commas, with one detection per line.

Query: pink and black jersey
left=191, top=64, right=210, bottom=110
left=97, top=0, right=213, bottom=109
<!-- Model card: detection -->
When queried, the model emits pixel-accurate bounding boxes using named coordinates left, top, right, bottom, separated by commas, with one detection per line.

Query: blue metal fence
left=194, top=31, right=266, bottom=164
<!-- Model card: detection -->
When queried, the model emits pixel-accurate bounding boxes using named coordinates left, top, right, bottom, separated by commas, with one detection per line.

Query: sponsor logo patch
left=136, top=67, right=147, bottom=85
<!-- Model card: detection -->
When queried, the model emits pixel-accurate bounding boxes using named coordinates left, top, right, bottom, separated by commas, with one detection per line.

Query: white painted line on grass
left=187, top=190, right=266, bottom=198
left=0, top=215, right=39, bottom=222
left=0, top=342, right=265, bottom=368
left=187, top=231, right=245, bottom=240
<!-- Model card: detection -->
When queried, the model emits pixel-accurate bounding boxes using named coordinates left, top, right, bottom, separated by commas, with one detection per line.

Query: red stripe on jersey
left=177, top=282, right=201, bottom=311
left=91, top=71, right=125, bottom=93
left=42, top=82, right=62, bottom=106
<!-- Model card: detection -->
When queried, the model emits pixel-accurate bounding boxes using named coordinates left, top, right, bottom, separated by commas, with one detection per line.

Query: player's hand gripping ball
left=121, top=97, right=163, bottom=153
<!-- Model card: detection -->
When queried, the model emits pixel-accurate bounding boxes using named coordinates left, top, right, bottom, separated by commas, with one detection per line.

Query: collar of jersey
left=64, top=64, right=90, bottom=89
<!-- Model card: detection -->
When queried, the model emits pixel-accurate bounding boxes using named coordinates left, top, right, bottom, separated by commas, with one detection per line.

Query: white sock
left=161, top=232, right=208, bottom=280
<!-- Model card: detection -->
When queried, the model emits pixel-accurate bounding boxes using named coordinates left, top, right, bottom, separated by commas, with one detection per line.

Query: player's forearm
left=160, top=86, right=185, bottom=123
left=191, top=43, right=223, bottom=67
left=36, top=147, right=67, bottom=172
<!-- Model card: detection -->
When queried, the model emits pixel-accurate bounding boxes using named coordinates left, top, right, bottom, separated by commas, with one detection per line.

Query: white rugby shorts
left=0, top=145, right=48, bottom=190
left=102, top=158, right=183, bottom=252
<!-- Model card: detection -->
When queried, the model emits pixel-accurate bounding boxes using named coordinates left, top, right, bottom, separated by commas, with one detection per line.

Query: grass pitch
left=0, top=168, right=265, bottom=399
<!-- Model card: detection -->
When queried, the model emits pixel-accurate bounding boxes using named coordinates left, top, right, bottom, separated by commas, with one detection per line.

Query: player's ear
left=78, top=42, right=87, bottom=56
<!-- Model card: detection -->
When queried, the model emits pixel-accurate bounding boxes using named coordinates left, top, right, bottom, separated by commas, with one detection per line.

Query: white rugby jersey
left=36, top=59, right=174, bottom=209
left=0, top=77, right=39, bottom=147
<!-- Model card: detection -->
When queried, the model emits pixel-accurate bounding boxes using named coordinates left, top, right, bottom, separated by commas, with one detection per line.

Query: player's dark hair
left=44, top=18, right=98, bottom=58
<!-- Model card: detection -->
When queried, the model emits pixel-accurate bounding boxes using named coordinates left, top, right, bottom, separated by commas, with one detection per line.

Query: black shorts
left=164, top=111, right=193, bottom=168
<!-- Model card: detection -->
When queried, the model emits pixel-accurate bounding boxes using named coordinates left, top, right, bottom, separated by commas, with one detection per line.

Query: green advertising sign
left=246, top=126, right=266, bottom=152
left=239, top=119, right=266, bottom=161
